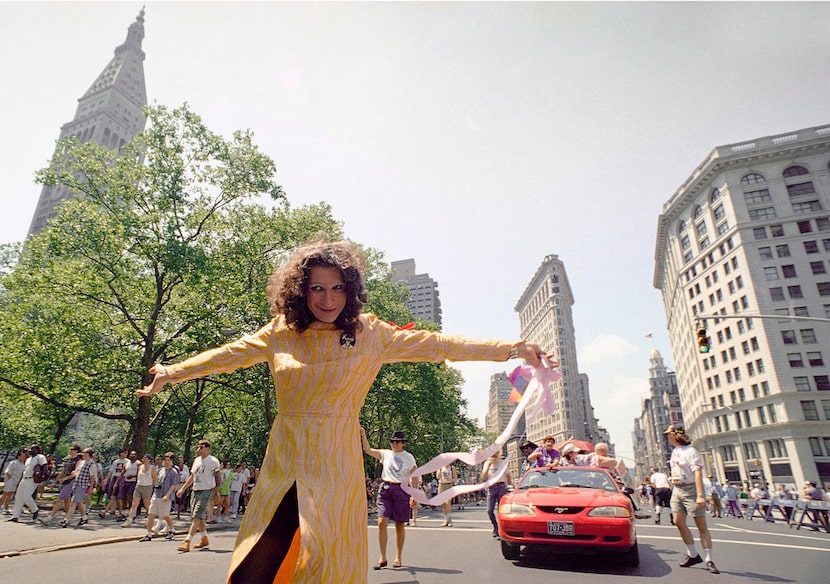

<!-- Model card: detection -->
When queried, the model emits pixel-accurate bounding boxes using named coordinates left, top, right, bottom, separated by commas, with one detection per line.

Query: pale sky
left=2, top=1, right=830, bottom=462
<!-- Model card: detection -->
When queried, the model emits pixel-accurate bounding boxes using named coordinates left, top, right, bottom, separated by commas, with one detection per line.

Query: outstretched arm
left=359, top=427, right=382, bottom=461
left=136, top=322, right=273, bottom=398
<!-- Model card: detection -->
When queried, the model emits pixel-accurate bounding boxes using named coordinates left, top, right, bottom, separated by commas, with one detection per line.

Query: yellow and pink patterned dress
left=164, top=313, right=512, bottom=583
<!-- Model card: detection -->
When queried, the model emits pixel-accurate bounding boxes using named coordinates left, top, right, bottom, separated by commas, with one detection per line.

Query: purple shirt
left=533, top=447, right=560, bottom=467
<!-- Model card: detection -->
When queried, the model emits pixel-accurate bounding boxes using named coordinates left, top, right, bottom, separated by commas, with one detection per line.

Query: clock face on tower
left=499, top=389, right=512, bottom=400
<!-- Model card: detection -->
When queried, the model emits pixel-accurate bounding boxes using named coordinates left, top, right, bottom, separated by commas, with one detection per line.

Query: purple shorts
left=117, top=479, right=137, bottom=500
left=377, top=482, right=410, bottom=523
left=58, top=480, right=75, bottom=500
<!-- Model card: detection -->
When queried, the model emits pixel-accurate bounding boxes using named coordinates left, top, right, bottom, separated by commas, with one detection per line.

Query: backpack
left=33, top=460, right=52, bottom=484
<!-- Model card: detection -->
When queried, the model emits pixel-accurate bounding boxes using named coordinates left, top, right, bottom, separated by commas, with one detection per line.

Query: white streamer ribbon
left=402, top=358, right=562, bottom=506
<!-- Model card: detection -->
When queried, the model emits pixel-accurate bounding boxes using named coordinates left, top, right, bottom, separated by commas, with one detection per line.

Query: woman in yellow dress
left=138, top=234, right=547, bottom=584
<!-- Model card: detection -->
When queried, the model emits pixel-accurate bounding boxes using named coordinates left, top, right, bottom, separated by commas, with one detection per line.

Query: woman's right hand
left=136, top=364, right=171, bottom=397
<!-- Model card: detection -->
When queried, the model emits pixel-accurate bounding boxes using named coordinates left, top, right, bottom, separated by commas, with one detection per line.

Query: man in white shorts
left=140, top=451, right=180, bottom=541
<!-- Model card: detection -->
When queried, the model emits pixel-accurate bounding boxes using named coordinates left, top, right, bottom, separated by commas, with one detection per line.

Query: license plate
left=547, top=521, right=574, bottom=536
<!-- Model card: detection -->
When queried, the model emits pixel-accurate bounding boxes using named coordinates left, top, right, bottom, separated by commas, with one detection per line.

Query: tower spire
left=27, top=10, right=149, bottom=237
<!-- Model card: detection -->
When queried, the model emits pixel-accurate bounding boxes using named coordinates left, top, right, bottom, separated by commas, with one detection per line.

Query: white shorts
left=149, top=493, right=172, bottom=517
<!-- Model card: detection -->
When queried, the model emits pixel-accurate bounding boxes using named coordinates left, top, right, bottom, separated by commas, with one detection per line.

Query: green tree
left=0, top=103, right=343, bottom=456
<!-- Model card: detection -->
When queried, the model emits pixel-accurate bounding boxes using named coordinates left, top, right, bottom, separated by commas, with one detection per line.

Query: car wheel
left=500, top=539, right=521, bottom=560
left=623, top=542, right=640, bottom=567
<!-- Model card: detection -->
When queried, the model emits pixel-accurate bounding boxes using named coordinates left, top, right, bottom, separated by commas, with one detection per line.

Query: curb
left=0, top=534, right=140, bottom=558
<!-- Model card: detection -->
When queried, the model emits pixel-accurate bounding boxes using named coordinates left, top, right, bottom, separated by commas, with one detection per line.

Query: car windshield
left=517, top=468, right=619, bottom=493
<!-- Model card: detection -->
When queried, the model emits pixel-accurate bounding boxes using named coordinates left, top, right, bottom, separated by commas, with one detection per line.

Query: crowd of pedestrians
left=2, top=441, right=262, bottom=548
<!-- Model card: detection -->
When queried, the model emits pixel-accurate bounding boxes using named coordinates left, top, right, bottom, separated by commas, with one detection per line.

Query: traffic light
left=697, top=327, right=711, bottom=354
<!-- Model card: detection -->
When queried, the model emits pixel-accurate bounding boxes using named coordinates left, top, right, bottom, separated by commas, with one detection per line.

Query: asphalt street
left=2, top=502, right=829, bottom=583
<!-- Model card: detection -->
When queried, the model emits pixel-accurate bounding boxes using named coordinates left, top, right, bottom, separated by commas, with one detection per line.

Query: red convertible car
left=497, top=466, right=639, bottom=566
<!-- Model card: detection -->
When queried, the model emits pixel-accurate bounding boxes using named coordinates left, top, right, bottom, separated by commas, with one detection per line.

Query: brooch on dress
left=340, top=332, right=355, bottom=348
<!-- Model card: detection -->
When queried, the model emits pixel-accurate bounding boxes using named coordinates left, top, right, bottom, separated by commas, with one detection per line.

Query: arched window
left=741, top=172, right=766, bottom=185
left=678, top=220, right=687, bottom=234
left=783, top=165, right=809, bottom=177
left=710, top=188, right=721, bottom=203
left=693, top=205, right=703, bottom=219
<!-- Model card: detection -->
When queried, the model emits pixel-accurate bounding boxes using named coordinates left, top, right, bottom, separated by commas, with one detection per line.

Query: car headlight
left=587, top=506, right=632, bottom=517
left=499, top=502, right=535, bottom=515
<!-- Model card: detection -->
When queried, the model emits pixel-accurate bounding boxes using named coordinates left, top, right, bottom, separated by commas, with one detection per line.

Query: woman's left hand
left=517, top=342, right=559, bottom=368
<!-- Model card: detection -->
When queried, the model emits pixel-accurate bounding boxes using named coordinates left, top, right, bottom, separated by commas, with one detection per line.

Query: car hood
left=508, top=487, right=630, bottom=507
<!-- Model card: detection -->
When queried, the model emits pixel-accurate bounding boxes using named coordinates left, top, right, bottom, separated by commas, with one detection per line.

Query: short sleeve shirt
left=379, top=449, right=416, bottom=484
left=191, top=455, right=221, bottom=491
left=669, top=444, right=702, bottom=485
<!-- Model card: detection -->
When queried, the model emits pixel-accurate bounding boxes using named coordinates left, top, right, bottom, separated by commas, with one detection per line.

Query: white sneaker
left=121, top=520, right=132, bottom=528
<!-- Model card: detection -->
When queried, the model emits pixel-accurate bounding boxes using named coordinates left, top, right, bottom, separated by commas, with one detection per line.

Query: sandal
left=372, top=561, right=387, bottom=570
left=393, top=561, right=402, bottom=568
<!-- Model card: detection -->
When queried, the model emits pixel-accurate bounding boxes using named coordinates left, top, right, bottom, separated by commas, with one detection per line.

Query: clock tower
left=28, top=9, right=148, bottom=237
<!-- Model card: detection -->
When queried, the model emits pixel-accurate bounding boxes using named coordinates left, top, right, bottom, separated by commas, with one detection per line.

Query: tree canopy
left=0, top=103, right=482, bottom=471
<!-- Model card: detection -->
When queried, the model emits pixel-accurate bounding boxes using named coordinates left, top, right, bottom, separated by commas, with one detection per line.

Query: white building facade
left=654, top=124, right=830, bottom=488
left=515, top=254, right=603, bottom=449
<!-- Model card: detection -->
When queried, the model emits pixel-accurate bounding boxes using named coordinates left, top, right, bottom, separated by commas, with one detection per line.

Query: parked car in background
left=497, top=466, right=639, bottom=567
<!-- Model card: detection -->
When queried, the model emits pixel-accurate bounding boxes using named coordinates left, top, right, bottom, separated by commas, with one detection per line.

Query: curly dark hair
left=266, top=233, right=368, bottom=335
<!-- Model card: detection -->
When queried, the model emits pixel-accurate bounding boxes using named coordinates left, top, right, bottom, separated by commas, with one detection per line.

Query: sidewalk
left=0, top=503, right=240, bottom=558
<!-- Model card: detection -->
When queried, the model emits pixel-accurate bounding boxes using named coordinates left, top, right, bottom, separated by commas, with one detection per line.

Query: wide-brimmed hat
left=663, top=424, right=685, bottom=435
left=389, top=431, right=408, bottom=443
left=561, top=443, right=579, bottom=456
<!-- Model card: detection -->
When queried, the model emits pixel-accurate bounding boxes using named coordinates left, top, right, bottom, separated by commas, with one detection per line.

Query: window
left=807, top=352, right=824, bottom=366
left=693, top=205, right=703, bottom=219
left=766, top=439, right=787, bottom=458
left=678, top=220, right=687, bottom=233
left=824, top=238, right=830, bottom=252
left=770, top=225, right=785, bottom=237
left=817, top=217, right=830, bottom=231
left=759, top=247, right=773, bottom=260
left=696, top=222, right=707, bottom=236
left=776, top=244, right=791, bottom=257
left=747, top=361, right=755, bottom=376
left=700, top=237, right=710, bottom=250
left=789, top=353, right=804, bottom=367
left=742, top=172, right=766, bottom=184
left=816, top=376, right=830, bottom=391
left=782, top=265, right=797, bottom=278
left=764, top=267, right=779, bottom=280
left=794, top=306, right=810, bottom=317
left=793, top=200, right=823, bottom=214
left=801, top=329, right=818, bottom=344
left=744, top=189, right=772, bottom=204
left=798, top=220, right=813, bottom=233
left=782, top=330, right=797, bottom=344
left=819, top=282, right=830, bottom=297
left=749, top=207, right=777, bottom=220
left=721, top=444, right=736, bottom=461
left=805, top=240, right=819, bottom=253
left=681, top=235, right=690, bottom=249
left=744, top=442, right=759, bottom=459
left=788, top=286, right=804, bottom=299
left=810, top=261, right=827, bottom=275
left=768, top=404, right=777, bottom=423
left=822, top=401, right=830, bottom=420
left=710, top=188, right=721, bottom=203
left=795, top=376, right=811, bottom=391
left=713, top=205, right=725, bottom=221
left=809, top=437, right=823, bottom=456
left=801, top=400, right=820, bottom=421
left=717, top=221, right=729, bottom=235
left=736, top=275, right=743, bottom=288
left=787, top=182, right=817, bottom=196
left=783, top=165, right=809, bottom=177
left=770, top=287, right=785, bottom=301
left=742, top=340, right=750, bottom=354
left=754, top=227, right=768, bottom=240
